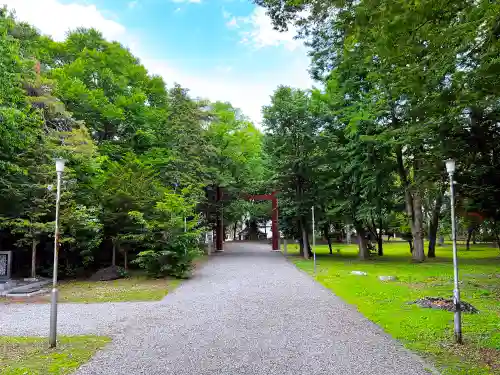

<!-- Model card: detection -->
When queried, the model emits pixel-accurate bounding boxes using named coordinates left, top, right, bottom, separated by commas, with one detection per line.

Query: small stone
left=351, top=271, right=367, bottom=276
left=379, top=275, right=398, bottom=281
left=89, top=266, right=126, bottom=281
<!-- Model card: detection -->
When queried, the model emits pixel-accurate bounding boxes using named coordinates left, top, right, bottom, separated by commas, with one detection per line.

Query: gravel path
left=0, top=301, right=155, bottom=336
left=71, top=242, right=435, bottom=375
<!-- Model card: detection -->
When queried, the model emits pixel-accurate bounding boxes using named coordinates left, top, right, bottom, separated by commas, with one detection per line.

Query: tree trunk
left=428, top=193, right=443, bottom=258
left=112, top=239, right=117, bottom=266
left=472, top=231, right=477, bottom=245
left=301, top=228, right=310, bottom=260
left=123, top=248, right=128, bottom=271
left=491, top=220, right=500, bottom=249
left=324, top=223, right=332, bottom=254
left=411, top=191, right=425, bottom=262
left=374, top=218, right=383, bottom=256
left=31, top=239, right=37, bottom=279
left=298, top=218, right=304, bottom=257
left=377, top=236, right=383, bottom=256
left=428, top=231, right=437, bottom=258
left=396, top=146, right=425, bottom=262
left=466, top=229, right=473, bottom=251
left=300, top=217, right=310, bottom=259
left=306, top=231, right=313, bottom=257
left=233, top=222, right=238, bottom=240
left=355, top=225, right=369, bottom=260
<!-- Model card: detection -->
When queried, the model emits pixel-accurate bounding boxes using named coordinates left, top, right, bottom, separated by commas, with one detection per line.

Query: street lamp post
left=49, top=158, right=64, bottom=348
left=445, top=159, right=462, bottom=344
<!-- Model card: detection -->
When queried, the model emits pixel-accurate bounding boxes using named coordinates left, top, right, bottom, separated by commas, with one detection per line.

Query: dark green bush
left=133, top=235, right=201, bottom=278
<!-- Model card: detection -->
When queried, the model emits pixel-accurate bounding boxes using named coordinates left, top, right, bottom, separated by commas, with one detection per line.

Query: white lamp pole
left=49, top=158, right=64, bottom=348
left=445, top=159, right=462, bottom=344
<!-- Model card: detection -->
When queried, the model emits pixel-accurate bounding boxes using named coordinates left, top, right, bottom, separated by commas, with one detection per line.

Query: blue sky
left=4, top=0, right=313, bottom=123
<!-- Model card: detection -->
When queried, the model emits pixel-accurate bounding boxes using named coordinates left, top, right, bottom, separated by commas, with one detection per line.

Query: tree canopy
left=3, top=0, right=500, bottom=277
left=0, top=7, right=264, bottom=278
left=257, top=0, right=500, bottom=260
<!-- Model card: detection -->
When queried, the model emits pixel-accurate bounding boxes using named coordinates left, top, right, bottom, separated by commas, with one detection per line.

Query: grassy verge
left=286, top=242, right=499, bottom=375
left=0, top=336, right=110, bottom=375
left=54, top=275, right=182, bottom=303
left=2, top=275, right=181, bottom=304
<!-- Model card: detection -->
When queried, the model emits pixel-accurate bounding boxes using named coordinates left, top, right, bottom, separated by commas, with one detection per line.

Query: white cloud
left=2, top=0, right=126, bottom=42
left=5, top=0, right=313, bottom=124
left=226, top=17, right=239, bottom=29
left=144, top=57, right=312, bottom=124
left=128, top=1, right=139, bottom=9
left=231, top=7, right=302, bottom=51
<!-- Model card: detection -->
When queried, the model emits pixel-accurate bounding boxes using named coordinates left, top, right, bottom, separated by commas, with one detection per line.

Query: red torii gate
left=215, top=188, right=279, bottom=251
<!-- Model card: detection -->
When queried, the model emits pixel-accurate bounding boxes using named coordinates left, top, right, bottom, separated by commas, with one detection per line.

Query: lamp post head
left=445, top=159, right=456, bottom=174
left=55, top=158, right=65, bottom=173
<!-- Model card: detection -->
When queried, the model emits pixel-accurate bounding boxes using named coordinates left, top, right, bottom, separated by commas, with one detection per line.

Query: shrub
left=133, top=236, right=202, bottom=278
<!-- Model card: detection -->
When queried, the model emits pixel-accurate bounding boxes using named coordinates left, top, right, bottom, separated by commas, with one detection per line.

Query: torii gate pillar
left=245, top=191, right=279, bottom=251
left=271, top=192, right=279, bottom=251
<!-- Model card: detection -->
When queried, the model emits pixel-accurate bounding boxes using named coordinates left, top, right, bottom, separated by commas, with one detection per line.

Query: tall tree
left=263, top=86, right=319, bottom=258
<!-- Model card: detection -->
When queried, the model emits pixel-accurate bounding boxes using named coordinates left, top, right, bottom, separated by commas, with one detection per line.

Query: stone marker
left=0, top=251, right=13, bottom=280
left=351, top=271, right=367, bottom=276
left=379, top=275, right=398, bottom=281
left=205, top=232, right=213, bottom=255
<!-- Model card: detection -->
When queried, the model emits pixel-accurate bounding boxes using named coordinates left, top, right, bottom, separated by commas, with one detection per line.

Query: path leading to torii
left=0, top=242, right=434, bottom=374
left=72, top=242, right=433, bottom=375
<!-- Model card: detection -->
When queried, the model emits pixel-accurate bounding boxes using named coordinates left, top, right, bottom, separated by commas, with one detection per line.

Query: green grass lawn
left=0, top=336, right=110, bottom=375
left=285, top=241, right=500, bottom=375
left=0, top=275, right=181, bottom=304
left=53, top=275, right=182, bottom=303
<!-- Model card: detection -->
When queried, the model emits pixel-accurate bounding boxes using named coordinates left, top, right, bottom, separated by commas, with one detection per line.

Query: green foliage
left=0, top=8, right=265, bottom=279
left=0, top=8, right=41, bottom=205
left=131, top=187, right=204, bottom=278
left=60, top=204, right=102, bottom=266
left=205, top=101, right=264, bottom=190
left=263, top=86, right=319, bottom=254
left=134, top=244, right=197, bottom=279
left=257, top=0, right=500, bottom=261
